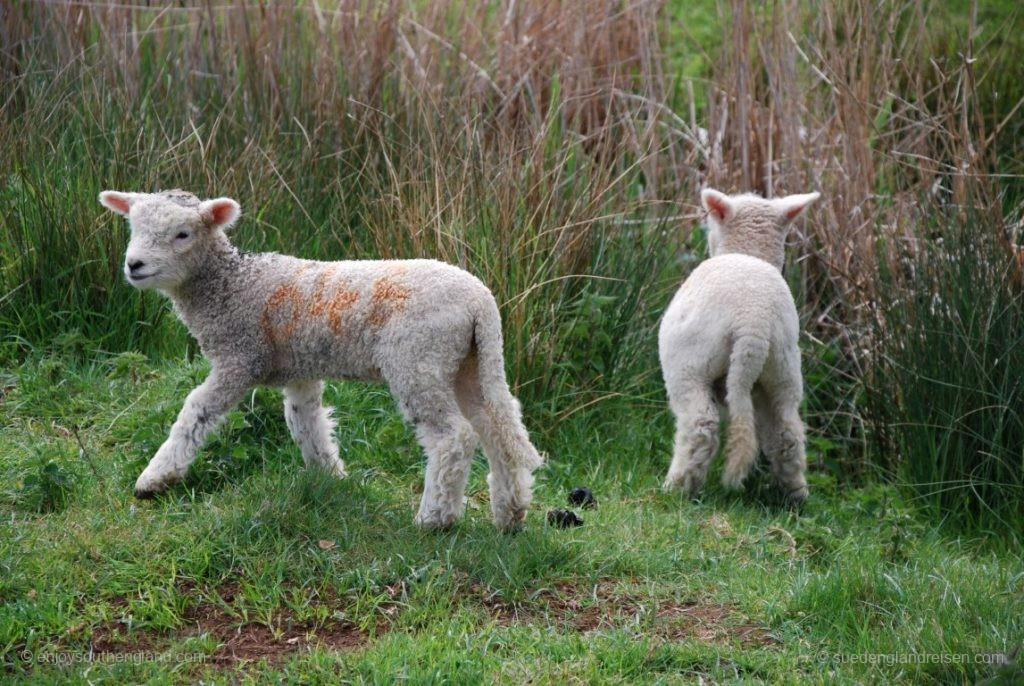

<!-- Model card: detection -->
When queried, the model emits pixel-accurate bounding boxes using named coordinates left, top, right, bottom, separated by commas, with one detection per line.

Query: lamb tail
left=722, top=335, right=770, bottom=489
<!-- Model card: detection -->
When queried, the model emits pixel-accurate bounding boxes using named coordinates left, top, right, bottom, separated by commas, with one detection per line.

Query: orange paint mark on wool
left=308, top=267, right=341, bottom=317
left=368, top=275, right=412, bottom=327
left=308, top=266, right=360, bottom=334
left=326, top=290, right=359, bottom=333
left=262, top=283, right=304, bottom=343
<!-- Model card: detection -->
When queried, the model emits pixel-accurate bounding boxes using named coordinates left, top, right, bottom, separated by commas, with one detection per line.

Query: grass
left=2, top=0, right=1024, bottom=534
left=1, top=352, right=1022, bottom=684
left=2, top=1, right=1024, bottom=680
left=865, top=211, right=1024, bottom=533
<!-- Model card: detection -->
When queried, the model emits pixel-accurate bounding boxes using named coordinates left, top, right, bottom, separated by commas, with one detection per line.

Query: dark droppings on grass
left=547, top=509, right=584, bottom=528
left=568, top=487, right=597, bottom=509
left=90, top=582, right=375, bottom=667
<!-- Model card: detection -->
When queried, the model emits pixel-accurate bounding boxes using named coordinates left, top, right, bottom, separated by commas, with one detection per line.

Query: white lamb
left=99, top=189, right=544, bottom=531
left=659, top=188, right=819, bottom=501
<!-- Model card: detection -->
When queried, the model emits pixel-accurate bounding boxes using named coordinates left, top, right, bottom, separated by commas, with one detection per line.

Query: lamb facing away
left=99, top=190, right=544, bottom=531
left=658, top=188, right=819, bottom=502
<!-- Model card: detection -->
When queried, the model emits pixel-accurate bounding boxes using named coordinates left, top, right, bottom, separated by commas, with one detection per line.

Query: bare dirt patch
left=653, top=601, right=775, bottom=648
left=91, top=581, right=376, bottom=667
left=179, top=584, right=366, bottom=664
left=466, top=578, right=776, bottom=648
left=86, top=573, right=776, bottom=668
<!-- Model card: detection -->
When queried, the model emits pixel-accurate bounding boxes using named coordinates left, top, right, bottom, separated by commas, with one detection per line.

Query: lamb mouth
left=127, top=270, right=160, bottom=282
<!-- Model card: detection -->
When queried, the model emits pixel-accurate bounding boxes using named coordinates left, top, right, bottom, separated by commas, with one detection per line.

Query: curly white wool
left=100, top=190, right=544, bottom=531
left=658, top=188, right=819, bottom=501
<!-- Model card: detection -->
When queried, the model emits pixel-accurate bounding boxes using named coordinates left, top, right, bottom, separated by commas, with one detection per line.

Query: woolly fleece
left=100, top=190, right=544, bottom=531
left=658, top=188, right=818, bottom=500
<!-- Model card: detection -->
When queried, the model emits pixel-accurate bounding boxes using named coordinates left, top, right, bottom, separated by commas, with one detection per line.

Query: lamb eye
left=176, top=231, right=190, bottom=240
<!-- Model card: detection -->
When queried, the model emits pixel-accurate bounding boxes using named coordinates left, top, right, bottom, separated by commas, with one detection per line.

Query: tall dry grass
left=2, top=0, right=1022, bottom=530
left=0, top=0, right=695, bottom=413
left=695, top=0, right=1023, bottom=485
left=706, top=0, right=1020, bottom=315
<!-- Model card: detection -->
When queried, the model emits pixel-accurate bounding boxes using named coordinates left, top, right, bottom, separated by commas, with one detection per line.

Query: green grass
left=865, top=213, right=1024, bottom=533
left=2, top=352, right=1021, bottom=684
left=4, top=0, right=1024, bottom=539
left=2, top=2, right=1024, bottom=679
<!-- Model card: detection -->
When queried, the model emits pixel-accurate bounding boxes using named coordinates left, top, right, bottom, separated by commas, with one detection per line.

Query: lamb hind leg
left=754, top=385, right=808, bottom=503
left=284, top=380, right=346, bottom=478
left=412, top=412, right=478, bottom=529
left=454, top=354, right=535, bottom=532
left=662, top=384, right=720, bottom=494
left=134, top=369, right=252, bottom=497
left=768, top=405, right=808, bottom=502
left=388, top=369, right=478, bottom=530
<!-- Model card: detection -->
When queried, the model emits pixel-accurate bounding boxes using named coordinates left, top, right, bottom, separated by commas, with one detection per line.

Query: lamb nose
left=128, top=260, right=145, bottom=272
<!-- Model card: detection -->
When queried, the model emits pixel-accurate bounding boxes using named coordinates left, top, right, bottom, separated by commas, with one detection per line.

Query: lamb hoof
left=663, top=471, right=702, bottom=495
left=497, top=520, right=525, bottom=535
left=662, top=472, right=683, bottom=491
left=786, top=486, right=809, bottom=504
left=134, top=468, right=177, bottom=498
left=311, top=458, right=347, bottom=479
left=414, top=511, right=458, bottom=531
left=721, top=471, right=746, bottom=491
left=493, top=509, right=527, bottom=534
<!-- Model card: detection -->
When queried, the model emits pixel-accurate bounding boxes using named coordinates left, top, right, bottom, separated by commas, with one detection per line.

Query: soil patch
left=90, top=581, right=376, bottom=667
left=468, top=579, right=776, bottom=648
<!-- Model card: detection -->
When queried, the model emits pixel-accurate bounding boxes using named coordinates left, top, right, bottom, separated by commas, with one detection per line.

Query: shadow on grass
left=652, top=462, right=809, bottom=517
left=132, top=458, right=586, bottom=603
left=123, top=383, right=419, bottom=501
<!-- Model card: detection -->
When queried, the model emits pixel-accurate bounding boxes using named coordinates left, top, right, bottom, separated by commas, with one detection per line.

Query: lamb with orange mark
left=99, top=189, right=544, bottom=531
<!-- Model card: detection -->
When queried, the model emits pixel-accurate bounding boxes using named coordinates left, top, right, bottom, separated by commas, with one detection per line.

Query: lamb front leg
left=283, top=379, right=347, bottom=478
left=134, top=369, right=252, bottom=498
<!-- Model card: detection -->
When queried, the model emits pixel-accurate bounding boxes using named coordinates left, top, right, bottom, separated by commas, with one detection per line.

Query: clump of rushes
left=866, top=206, right=1024, bottom=533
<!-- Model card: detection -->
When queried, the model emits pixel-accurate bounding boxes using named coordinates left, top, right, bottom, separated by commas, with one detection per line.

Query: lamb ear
left=99, top=191, right=135, bottom=216
left=775, top=192, right=820, bottom=221
left=199, top=197, right=241, bottom=230
left=701, top=188, right=733, bottom=222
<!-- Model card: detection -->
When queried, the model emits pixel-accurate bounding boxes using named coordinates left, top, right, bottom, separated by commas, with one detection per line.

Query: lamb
left=658, top=188, right=819, bottom=502
left=98, top=189, right=544, bottom=531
